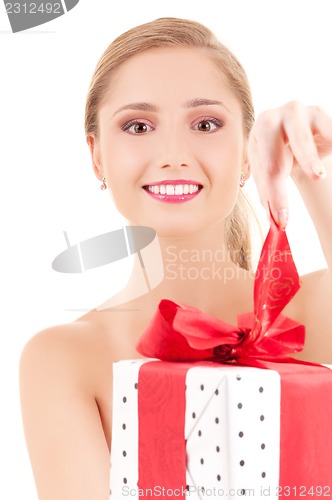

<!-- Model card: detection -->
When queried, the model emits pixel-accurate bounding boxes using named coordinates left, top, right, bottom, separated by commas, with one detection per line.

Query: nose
left=155, top=124, right=192, bottom=170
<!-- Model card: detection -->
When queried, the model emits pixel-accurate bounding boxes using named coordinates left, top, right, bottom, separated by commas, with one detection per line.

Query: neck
left=98, top=219, right=253, bottom=317
left=155, top=219, right=240, bottom=305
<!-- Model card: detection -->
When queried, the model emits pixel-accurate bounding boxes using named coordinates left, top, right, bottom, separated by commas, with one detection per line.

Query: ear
left=243, top=156, right=251, bottom=181
left=242, top=142, right=251, bottom=181
left=87, top=134, right=103, bottom=181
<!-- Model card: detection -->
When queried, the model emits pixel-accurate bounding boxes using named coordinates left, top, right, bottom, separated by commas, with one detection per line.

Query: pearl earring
left=100, top=176, right=107, bottom=190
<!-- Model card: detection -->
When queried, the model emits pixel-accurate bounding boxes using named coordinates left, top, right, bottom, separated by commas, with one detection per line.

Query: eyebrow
left=112, top=97, right=231, bottom=116
left=184, top=97, right=231, bottom=113
left=112, top=102, right=158, bottom=116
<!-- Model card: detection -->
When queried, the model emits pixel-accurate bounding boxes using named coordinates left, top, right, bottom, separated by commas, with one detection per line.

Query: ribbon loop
left=136, top=215, right=306, bottom=364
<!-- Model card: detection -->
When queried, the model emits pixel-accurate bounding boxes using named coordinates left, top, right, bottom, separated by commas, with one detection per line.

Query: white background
left=1, top=0, right=331, bottom=497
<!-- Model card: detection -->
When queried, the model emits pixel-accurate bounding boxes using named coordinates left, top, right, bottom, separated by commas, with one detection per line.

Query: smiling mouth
left=142, top=183, right=203, bottom=195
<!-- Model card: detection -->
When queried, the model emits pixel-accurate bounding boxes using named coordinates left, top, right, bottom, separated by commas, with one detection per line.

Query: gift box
left=109, top=216, right=332, bottom=498
left=110, top=359, right=282, bottom=497
left=110, top=359, right=332, bottom=498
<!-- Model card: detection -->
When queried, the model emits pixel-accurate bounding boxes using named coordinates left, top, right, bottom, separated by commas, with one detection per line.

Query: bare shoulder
left=19, top=320, right=112, bottom=417
left=20, top=318, right=114, bottom=395
left=19, top=318, right=115, bottom=500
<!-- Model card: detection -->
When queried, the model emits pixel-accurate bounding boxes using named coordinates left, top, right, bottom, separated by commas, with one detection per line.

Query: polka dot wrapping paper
left=110, top=359, right=332, bottom=498
left=110, top=359, right=282, bottom=496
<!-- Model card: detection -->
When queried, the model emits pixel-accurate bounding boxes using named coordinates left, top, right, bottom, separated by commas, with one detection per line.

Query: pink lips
left=142, top=180, right=203, bottom=204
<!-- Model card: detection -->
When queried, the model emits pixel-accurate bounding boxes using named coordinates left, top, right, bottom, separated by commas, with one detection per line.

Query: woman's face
left=90, top=47, right=249, bottom=237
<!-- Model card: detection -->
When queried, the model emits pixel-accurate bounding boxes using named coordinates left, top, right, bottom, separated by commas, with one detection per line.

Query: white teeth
left=148, top=185, right=160, bottom=194
left=166, top=185, right=175, bottom=195
left=147, top=184, right=201, bottom=195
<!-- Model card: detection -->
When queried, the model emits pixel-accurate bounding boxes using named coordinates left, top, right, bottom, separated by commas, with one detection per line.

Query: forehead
left=101, top=47, right=240, bottom=112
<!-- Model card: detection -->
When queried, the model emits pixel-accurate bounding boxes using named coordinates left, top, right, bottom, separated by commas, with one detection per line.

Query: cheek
left=202, top=134, right=244, bottom=181
left=204, top=136, right=244, bottom=213
left=100, top=142, right=140, bottom=186
left=100, top=144, right=145, bottom=217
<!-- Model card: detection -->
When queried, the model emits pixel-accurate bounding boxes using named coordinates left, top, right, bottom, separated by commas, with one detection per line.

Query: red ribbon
left=136, top=216, right=332, bottom=497
left=137, top=361, right=191, bottom=496
left=137, top=215, right=306, bottom=365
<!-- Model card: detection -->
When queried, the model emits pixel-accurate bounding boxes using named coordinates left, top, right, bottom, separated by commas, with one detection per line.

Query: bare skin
left=19, top=48, right=332, bottom=499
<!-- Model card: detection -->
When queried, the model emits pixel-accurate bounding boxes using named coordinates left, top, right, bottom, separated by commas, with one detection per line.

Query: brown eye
left=194, top=118, right=223, bottom=133
left=197, top=120, right=211, bottom=132
left=133, top=123, right=148, bottom=134
left=122, top=120, right=154, bottom=134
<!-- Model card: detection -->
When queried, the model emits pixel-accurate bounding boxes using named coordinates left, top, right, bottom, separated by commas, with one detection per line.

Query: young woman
left=19, top=17, right=332, bottom=500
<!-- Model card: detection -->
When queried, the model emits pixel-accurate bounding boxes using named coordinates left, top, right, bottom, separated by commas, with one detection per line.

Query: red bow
left=136, top=215, right=306, bottom=365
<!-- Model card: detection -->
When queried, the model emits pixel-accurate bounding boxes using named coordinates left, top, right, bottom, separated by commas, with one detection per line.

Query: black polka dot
left=200, top=458, right=204, bottom=464
left=123, top=478, right=127, bottom=484
left=259, top=386, right=264, bottom=393
left=261, top=443, right=266, bottom=450
left=236, top=375, right=241, bottom=381
left=262, top=472, right=266, bottom=478
left=123, top=396, right=127, bottom=403
left=134, top=383, right=138, bottom=390
left=216, top=446, right=220, bottom=452
left=200, top=384, right=204, bottom=391
left=217, top=474, right=221, bottom=481
left=122, top=423, right=126, bottom=430
left=240, top=460, right=245, bottom=466
left=215, top=388, right=219, bottom=395
left=192, top=412, right=196, bottom=419
left=122, top=450, right=127, bottom=457
left=198, top=430, right=202, bottom=437
left=215, top=417, right=219, bottom=424
left=238, top=403, right=243, bottom=409
left=239, top=431, right=244, bottom=438
left=260, top=415, right=265, bottom=421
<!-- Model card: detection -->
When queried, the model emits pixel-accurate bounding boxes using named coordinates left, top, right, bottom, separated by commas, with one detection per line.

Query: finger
left=263, top=172, right=289, bottom=230
left=251, top=116, right=291, bottom=228
left=254, top=168, right=290, bottom=231
left=310, top=106, right=332, bottom=155
left=252, top=111, right=289, bottom=179
left=310, top=105, right=332, bottom=139
left=283, top=106, right=327, bottom=180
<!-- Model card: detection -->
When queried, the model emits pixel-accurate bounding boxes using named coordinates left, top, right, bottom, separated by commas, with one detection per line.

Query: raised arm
left=248, top=101, right=332, bottom=362
left=291, top=154, right=332, bottom=270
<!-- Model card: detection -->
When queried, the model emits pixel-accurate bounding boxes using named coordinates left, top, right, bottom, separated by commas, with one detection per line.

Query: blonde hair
left=85, top=17, right=256, bottom=270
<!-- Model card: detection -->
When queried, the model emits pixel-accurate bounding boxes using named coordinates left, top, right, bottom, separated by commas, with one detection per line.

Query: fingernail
left=278, top=209, right=288, bottom=230
left=312, top=160, right=327, bottom=179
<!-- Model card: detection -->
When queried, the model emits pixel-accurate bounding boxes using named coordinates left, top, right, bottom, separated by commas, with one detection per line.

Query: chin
left=128, top=215, right=218, bottom=239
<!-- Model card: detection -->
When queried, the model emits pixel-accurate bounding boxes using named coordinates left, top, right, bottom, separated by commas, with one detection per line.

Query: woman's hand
left=248, top=101, right=332, bottom=229
left=248, top=101, right=332, bottom=363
